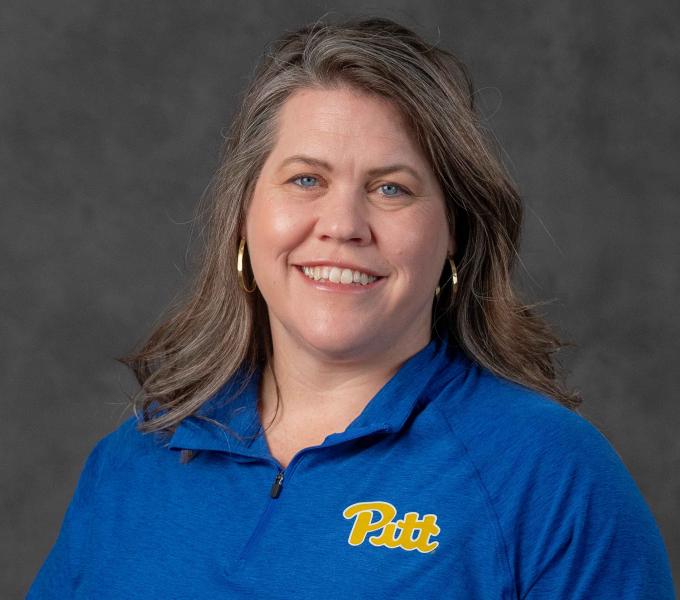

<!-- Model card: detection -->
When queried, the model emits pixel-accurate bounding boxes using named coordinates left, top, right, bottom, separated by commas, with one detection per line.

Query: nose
left=314, top=185, right=372, bottom=245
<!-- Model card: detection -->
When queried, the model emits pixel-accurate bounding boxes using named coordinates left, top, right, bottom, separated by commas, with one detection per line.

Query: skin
left=243, top=85, right=454, bottom=467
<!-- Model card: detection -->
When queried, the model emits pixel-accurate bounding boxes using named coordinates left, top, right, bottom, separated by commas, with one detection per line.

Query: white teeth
left=301, top=265, right=378, bottom=286
left=340, top=269, right=354, bottom=284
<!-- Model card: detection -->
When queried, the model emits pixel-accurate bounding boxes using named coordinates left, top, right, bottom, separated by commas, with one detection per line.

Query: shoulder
left=429, top=349, right=655, bottom=543
left=430, top=354, right=674, bottom=597
left=432, top=352, right=618, bottom=471
left=82, top=412, right=173, bottom=477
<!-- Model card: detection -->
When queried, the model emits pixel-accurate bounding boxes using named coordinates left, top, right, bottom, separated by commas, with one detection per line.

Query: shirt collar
left=167, top=335, right=460, bottom=459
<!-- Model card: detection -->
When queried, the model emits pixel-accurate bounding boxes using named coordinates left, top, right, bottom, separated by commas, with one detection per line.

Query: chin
left=298, top=328, right=379, bottom=360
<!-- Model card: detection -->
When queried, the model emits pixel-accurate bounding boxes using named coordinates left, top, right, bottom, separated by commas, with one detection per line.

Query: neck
left=258, top=325, right=431, bottom=430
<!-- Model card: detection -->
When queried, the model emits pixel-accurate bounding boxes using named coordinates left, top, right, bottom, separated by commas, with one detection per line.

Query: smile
left=302, top=265, right=378, bottom=285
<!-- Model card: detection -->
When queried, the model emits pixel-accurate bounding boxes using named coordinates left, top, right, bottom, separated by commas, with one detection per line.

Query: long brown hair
left=119, top=16, right=582, bottom=462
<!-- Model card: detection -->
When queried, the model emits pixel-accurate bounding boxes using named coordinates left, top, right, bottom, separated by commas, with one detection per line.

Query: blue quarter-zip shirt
left=27, top=337, right=676, bottom=598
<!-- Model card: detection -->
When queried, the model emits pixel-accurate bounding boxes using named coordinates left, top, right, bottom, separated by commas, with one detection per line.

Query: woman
left=28, top=16, right=674, bottom=599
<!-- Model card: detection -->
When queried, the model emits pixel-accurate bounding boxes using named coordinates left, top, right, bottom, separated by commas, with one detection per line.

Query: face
left=244, top=85, right=454, bottom=362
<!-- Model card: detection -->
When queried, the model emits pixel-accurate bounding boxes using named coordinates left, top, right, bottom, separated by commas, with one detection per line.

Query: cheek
left=382, top=206, right=449, bottom=274
left=245, top=190, right=309, bottom=268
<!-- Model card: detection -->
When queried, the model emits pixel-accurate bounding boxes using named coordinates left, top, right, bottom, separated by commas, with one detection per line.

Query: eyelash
left=289, top=175, right=411, bottom=197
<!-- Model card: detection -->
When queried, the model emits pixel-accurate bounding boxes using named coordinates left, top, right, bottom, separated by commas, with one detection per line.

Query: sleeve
left=26, top=437, right=108, bottom=599
left=515, top=412, right=676, bottom=599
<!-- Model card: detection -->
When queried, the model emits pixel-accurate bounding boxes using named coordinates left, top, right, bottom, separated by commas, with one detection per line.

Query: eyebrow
left=278, top=154, right=424, bottom=183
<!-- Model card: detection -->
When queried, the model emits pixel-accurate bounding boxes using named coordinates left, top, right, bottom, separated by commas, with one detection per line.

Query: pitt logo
left=342, top=501, right=440, bottom=553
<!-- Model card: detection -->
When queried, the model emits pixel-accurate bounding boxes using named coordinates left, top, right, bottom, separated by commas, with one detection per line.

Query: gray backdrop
left=3, top=1, right=678, bottom=597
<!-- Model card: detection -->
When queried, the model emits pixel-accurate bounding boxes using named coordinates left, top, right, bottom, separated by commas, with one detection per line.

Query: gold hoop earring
left=449, top=256, right=458, bottom=293
left=435, top=256, right=458, bottom=299
left=237, top=237, right=257, bottom=293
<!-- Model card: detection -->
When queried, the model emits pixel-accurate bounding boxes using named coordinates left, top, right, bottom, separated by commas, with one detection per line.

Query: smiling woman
left=27, top=15, right=675, bottom=600
left=244, top=86, right=454, bottom=465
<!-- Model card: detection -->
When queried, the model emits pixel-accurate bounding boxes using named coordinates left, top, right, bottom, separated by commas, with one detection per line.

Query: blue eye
left=292, top=175, right=318, bottom=188
left=379, top=183, right=407, bottom=197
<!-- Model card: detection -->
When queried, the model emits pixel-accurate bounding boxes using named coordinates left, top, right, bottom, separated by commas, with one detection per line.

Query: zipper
left=264, top=444, right=307, bottom=500
left=261, top=423, right=391, bottom=501
left=265, top=423, right=391, bottom=500
left=235, top=450, right=308, bottom=567
left=234, top=424, right=391, bottom=568
left=270, top=470, right=284, bottom=498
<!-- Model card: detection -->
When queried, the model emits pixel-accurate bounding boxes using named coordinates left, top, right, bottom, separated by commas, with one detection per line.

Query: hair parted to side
left=119, top=15, right=582, bottom=463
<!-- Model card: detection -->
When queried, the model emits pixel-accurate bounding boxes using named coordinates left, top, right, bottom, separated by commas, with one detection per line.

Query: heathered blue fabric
left=27, top=337, right=675, bottom=599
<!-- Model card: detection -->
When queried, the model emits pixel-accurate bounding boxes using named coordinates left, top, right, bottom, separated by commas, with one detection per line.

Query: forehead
left=271, top=85, right=423, bottom=162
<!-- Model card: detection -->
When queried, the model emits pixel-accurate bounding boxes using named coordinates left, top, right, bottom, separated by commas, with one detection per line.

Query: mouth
left=294, top=265, right=386, bottom=292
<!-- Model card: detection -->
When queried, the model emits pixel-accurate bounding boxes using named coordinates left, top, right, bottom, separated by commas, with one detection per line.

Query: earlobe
left=448, top=237, right=456, bottom=258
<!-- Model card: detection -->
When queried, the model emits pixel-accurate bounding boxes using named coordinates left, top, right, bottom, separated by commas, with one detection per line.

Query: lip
left=294, top=260, right=386, bottom=278
left=294, top=265, right=385, bottom=293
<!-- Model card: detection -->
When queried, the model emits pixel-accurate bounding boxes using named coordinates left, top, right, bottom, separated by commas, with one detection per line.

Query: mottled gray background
left=2, top=0, right=678, bottom=597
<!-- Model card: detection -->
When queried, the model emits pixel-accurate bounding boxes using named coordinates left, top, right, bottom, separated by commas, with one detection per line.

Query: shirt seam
left=432, top=401, right=518, bottom=600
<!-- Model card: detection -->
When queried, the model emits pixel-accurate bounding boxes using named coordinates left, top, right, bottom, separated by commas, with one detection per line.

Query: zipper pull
left=270, top=471, right=284, bottom=498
